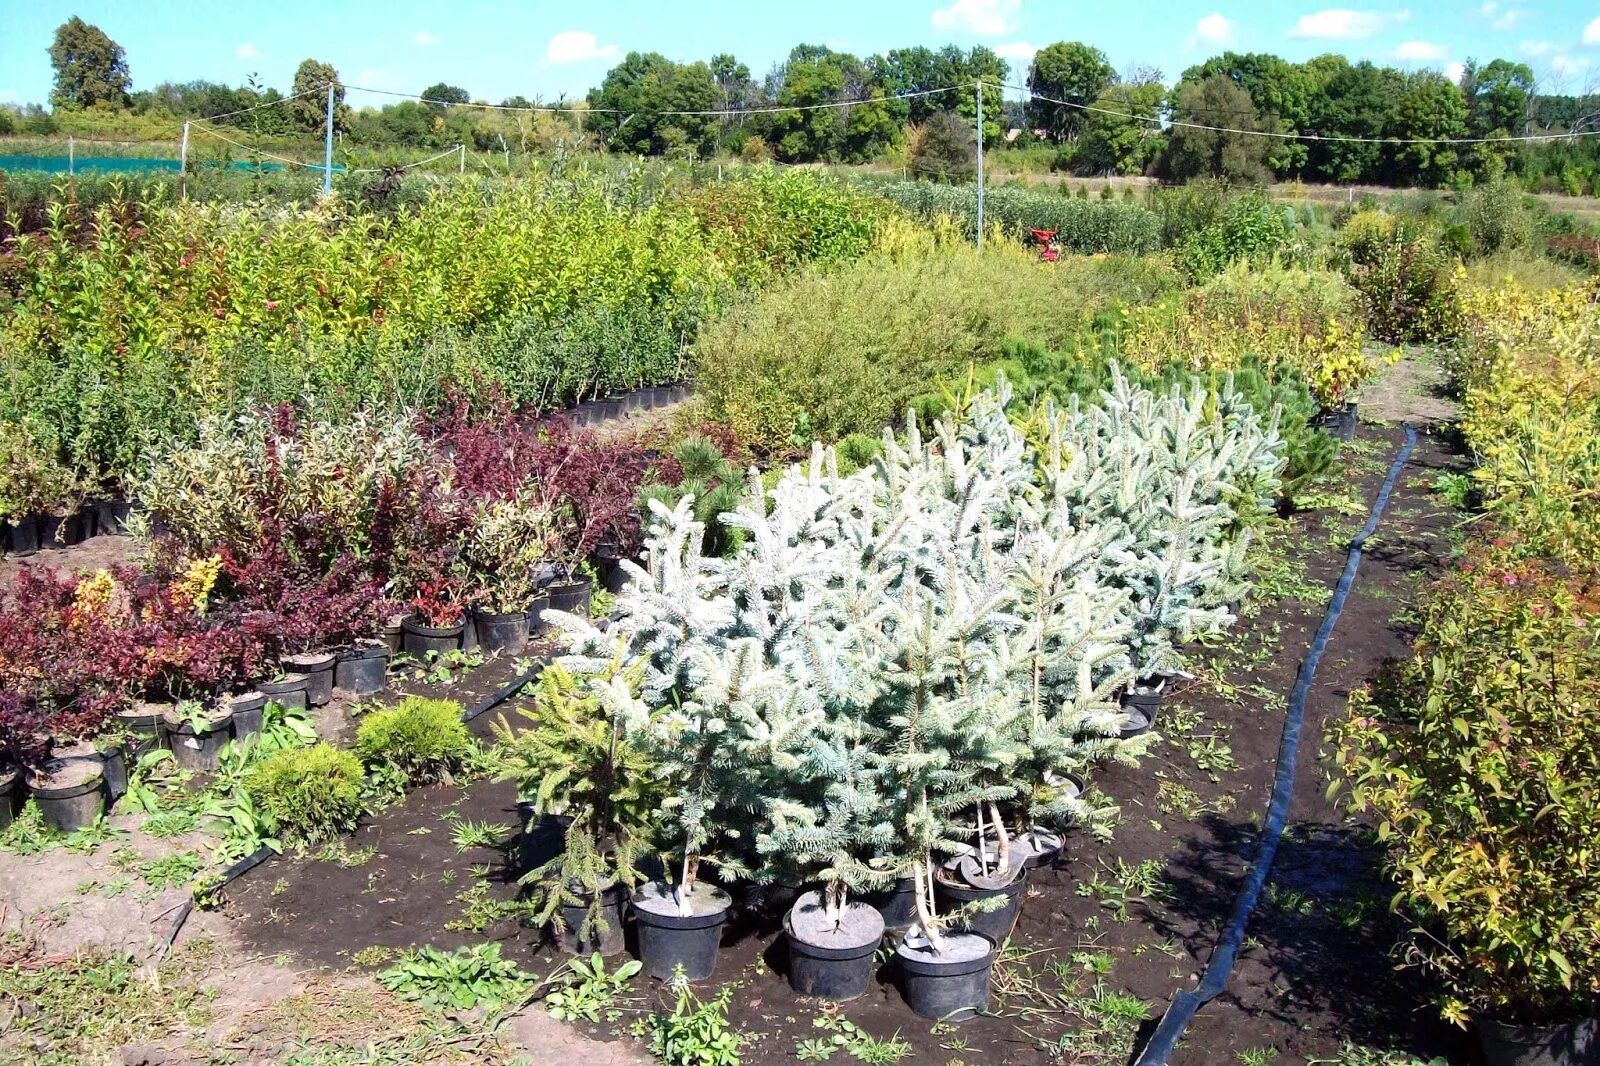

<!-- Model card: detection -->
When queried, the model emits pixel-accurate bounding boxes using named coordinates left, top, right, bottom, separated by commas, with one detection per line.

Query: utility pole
left=322, top=82, right=335, bottom=197
left=179, top=122, right=189, bottom=200
left=976, top=79, right=985, bottom=249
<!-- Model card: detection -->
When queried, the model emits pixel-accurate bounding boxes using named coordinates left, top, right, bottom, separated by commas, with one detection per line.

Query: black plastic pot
left=553, top=882, right=629, bottom=957
left=26, top=758, right=105, bottom=832
left=95, top=497, right=133, bottom=536
left=1020, top=827, right=1064, bottom=870
left=525, top=592, right=553, bottom=636
left=785, top=891, right=885, bottom=1001
left=164, top=708, right=235, bottom=772
left=259, top=673, right=310, bottom=712
left=284, top=652, right=336, bottom=706
left=474, top=610, right=528, bottom=655
left=1313, top=401, right=1359, bottom=442
left=1479, top=1014, right=1598, bottom=1066
left=40, top=512, right=84, bottom=548
left=544, top=577, right=594, bottom=617
left=868, top=876, right=919, bottom=933
left=935, top=867, right=1027, bottom=945
left=896, top=930, right=997, bottom=1022
left=379, top=617, right=406, bottom=656
left=96, top=739, right=128, bottom=804
left=0, top=763, right=18, bottom=831
left=6, top=516, right=40, bottom=558
left=114, top=703, right=167, bottom=763
left=227, top=691, right=268, bottom=738
left=335, top=641, right=389, bottom=695
left=1119, top=704, right=1155, bottom=739
left=1124, top=681, right=1164, bottom=716
left=402, top=617, right=465, bottom=658
left=632, top=881, right=732, bottom=982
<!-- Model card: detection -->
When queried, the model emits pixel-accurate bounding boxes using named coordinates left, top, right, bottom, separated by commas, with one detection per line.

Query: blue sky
left=5, top=0, right=1600, bottom=107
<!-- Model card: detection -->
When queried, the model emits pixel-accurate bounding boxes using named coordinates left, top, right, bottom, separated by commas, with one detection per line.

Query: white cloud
left=414, top=31, right=439, bottom=46
left=0, top=89, right=18, bottom=104
left=1445, top=60, right=1466, bottom=82
left=1521, top=39, right=1556, bottom=56
left=1554, top=53, right=1592, bottom=76
left=235, top=43, right=257, bottom=59
left=930, top=0, right=1021, bottom=36
left=1480, top=2, right=1527, bottom=30
left=1584, top=16, right=1600, bottom=44
left=1191, top=13, right=1236, bottom=47
left=1393, top=40, right=1446, bottom=60
left=545, top=30, right=619, bottom=65
left=994, top=40, right=1039, bottom=60
left=1288, top=8, right=1410, bottom=39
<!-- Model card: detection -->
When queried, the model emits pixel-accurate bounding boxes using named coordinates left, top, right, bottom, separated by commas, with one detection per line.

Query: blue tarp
left=0, top=156, right=345, bottom=175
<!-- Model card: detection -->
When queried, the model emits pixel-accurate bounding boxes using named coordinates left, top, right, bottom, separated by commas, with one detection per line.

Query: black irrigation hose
left=158, top=844, right=276, bottom=955
left=461, top=659, right=546, bottom=723
left=1134, top=423, right=1419, bottom=1066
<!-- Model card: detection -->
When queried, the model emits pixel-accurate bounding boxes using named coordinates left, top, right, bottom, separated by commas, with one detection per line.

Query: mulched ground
left=217, top=420, right=1470, bottom=1066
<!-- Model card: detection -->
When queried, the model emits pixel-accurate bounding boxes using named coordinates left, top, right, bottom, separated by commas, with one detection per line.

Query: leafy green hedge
left=869, top=180, right=1162, bottom=254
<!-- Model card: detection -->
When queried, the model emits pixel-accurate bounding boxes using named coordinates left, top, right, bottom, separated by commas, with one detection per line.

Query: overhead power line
left=342, top=81, right=965, bottom=117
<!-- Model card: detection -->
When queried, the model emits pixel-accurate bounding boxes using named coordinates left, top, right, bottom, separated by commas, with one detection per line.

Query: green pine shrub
left=246, top=743, right=365, bottom=845
left=355, top=697, right=474, bottom=785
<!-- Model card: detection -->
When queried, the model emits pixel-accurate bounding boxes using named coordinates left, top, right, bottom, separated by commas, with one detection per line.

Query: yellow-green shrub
left=355, top=696, right=474, bottom=784
left=247, top=742, right=364, bottom=845
left=695, top=241, right=1121, bottom=453
left=1117, top=263, right=1384, bottom=406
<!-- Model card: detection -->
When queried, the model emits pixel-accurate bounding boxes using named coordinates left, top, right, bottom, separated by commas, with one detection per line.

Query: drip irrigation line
left=1006, top=82, right=1600, bottom=145
left=1133, top=423, right=1419, bottom=1066
left=157, top=844, right=275, bottom=959
left=462, top=659, right=547, bottom=723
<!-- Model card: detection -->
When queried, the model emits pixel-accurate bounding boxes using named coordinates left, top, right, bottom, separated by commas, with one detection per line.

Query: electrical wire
left=1002, top=80, right=1600, bottom=145
left=343, top=81, right=965, bottom=117
left=185, top=123, right=332, bottom=170
left=198, top=85, right=324, bottom=123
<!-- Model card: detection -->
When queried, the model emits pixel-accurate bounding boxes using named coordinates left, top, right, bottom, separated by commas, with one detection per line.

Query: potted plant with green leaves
left=458, top=491, right=558, bottom=655
left=163, top=698, right=235, bottom=772
left=495, top=660, right=660, bottom=958
left=1333, top=551, right=1600, bottom=1066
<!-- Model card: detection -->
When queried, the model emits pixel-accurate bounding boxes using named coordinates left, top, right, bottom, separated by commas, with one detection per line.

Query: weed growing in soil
left=1077, top=859, right=1171, bottom=922
left=645, top=979, right=742, bottom=1066
left=138, top=849, right=204, bottom=890
left=377, top=943, right=532, bottom=1012
left=545, top=952, right=643, bottom=1024
left=797, top=1016, right=912, bottom=1063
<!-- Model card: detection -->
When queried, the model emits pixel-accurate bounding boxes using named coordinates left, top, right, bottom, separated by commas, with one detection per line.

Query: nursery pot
left=524, top=592, right=553, bottom=636
left=259, top=673, right=310, bottom=712
left=896, top=930, right=997, bottom=1022
left=1119, top=682, right=1164, bottom=739
left=553, top=881, right=629, bottom=957
left=1313, top=401, right=1359, bottom=442
left=473, top=610, right=528, bottom=655
left=867, top=876, right=919, bottom=933
left=95, top=738, right=128, bottom=805
left=40, top=512, right=84, bottom=548
left=6, top=516, right=40, bottom=558
left=0, top=761, right=18, bottom=832
left=114, top=703, right=167, bottom=763
left=401, top=617, right=465, bottom=658
left=544, top=576, right=594, bottom=617
left=25, top=757, right=105, bottom=833
left=1020, top=827, right=1064, bottom=870
left=936, top=864, right=1028, bottom=945
left=785, top=891, right=886, bottom=1001
left=379, top=616, right=406, bottom=656
left=1479, top=1014, right=1599, bottom=1066
left=623, top=390, right=647, bottom=414
left=284, top=652, right=336, bottom=707
left=632, top=881, right=732, bottom=982
left=163, top=707, right=235, bottom=772
left=227, top=691, right=268, bottom=739
left=335, top=640, right=390, bottom=695
left=94, top=497, right=133, bottom=536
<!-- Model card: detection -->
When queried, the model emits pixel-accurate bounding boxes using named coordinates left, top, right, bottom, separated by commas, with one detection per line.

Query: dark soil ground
left=209, top=416, right=1471, bottom=1066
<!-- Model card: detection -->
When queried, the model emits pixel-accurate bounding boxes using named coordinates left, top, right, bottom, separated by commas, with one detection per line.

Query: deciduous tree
left=48, top=17, right=130, bottom=110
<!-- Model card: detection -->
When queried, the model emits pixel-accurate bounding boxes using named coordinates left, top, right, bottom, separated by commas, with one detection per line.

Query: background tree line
left=11, top=16, right=1600, bottom=192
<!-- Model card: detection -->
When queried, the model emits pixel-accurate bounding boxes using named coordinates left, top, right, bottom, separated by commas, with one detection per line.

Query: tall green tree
left=1305, top=60, right=1399, bottom=183
left=289, top=59, right=349, bottom=133
left=1071, top=73, right=1165, bottom=175
left=1159, top=74, right=1272, bottom=182
left=1026, top=42, right=1114, bottom=141
left=1389, top=71, right=1470, bottom=186
left=1175, top=51, right=1319, bottom=176
left=421, top=83, right=470, bottom=110
left=764, top=45, right=896, bottom=162
left=48, top=17, right=130, bottom=110
left=585, top=52, right=720, bottom=157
